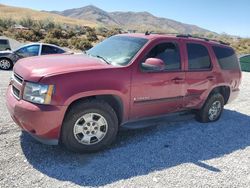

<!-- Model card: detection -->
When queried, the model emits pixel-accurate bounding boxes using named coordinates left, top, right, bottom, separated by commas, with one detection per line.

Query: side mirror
left=141, top=58, right=165, bottom=72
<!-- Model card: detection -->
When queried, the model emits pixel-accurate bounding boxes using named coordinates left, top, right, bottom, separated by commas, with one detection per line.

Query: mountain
left=0, top=4, right=96, bottom=27
left=50, top=5, right=119, bottom=26
left=48, top=5, right=215, bottom=35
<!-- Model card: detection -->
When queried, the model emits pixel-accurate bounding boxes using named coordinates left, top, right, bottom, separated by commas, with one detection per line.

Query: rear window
left=41, top=45, right=65, bottom=55
left=212, top=46, right=239, bottom=70
left=0, top=40, right=8, bottom=45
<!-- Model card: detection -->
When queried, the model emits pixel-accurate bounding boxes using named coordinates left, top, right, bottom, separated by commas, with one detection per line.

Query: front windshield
left=87, top=36, right=148, bottom=66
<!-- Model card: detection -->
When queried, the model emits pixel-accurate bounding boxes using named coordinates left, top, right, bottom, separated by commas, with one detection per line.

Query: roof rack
left=145, top=31, right=179, bottom=35
left=176, top=34, right=230, bottom=45
left=144, top=31, right=230, bottom=46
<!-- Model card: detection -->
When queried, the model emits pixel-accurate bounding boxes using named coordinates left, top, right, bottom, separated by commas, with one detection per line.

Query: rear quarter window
left=212, top=46, right=239, bottom=70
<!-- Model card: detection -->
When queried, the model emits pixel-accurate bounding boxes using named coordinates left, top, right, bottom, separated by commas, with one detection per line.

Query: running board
left=121, top=111, right=195, bottom=130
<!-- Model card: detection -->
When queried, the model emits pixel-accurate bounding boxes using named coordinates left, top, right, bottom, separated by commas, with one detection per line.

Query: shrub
left=43, top=20, right=56, bottom=30
left=70, top=37, right=93, bottom=50
left=47, top=28, right=64, bottom=39
left=0, top=18, right=16, bottom=29
left=86, top=30, right=98, bottom=42
left=105, top=28, right=122, bottom=37
left=14, top=30, right=43, bottom=42
left=96, top=26, right=109, bottom=37
left=66, top=30, right=77, bottom=38
left=0, top=27, right=3, bottom=35
left=19, top=17, right=35, bottom=28
left=43, top=37, right=69, bottom=47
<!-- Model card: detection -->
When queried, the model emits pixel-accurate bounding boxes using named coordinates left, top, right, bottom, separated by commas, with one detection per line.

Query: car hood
left=14, top=54, right=111, bottom=82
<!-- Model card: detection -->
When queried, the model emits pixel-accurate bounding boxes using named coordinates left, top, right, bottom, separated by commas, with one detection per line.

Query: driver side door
left=130, top=39, right=185, bottom=120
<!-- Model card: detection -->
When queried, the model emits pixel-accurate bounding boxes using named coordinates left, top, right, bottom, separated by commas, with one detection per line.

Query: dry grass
left=0, top=4, right=96, bottom=27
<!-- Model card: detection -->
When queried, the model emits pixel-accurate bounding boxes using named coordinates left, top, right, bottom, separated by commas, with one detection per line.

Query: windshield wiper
left=95, top=55, right=111, bottom=65
left=86, top=53, right=111, bottom=65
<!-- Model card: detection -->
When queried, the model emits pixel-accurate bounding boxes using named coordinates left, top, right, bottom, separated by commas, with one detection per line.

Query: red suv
left=6, top=33, right=241, bottom=152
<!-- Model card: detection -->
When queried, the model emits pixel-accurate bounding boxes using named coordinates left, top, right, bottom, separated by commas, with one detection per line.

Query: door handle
left=207, top=76, right=216, bottom=81
left=172, top=77, right=184, bottom=84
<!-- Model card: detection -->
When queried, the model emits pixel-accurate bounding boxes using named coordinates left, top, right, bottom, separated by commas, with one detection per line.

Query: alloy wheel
left=73, top=113, right=108, bottom=145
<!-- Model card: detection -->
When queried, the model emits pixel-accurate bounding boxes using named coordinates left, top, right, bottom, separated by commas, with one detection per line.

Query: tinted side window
left=41, top=45, right=65, bottom=55
left=0, top=40, right=8, bottom=45
left=187, top=43, right=211, bottom=70
left=144, top=42, right=181, bottom=70
left=16, top=45, right=40, bottom=56
left=212, top=46, right=239, bottom=70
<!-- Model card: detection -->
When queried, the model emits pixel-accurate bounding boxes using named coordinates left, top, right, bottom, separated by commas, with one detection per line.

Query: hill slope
left=50, top=5, right=119, bottom=26
left=49, top=5, right=215, bottom=35
left=0, top=4, right=96, bottom=27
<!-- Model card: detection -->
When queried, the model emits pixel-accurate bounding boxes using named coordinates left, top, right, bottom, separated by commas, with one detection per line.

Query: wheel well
left=65, top=95, right=124, bottom=124
left=210, top=86, right=230, bottom=104
left=0, top=57, right=12, bottom=62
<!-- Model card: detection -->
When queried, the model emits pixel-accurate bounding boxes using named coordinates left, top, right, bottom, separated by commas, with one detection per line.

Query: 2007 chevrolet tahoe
left=6, top=33, right=241, bottom=152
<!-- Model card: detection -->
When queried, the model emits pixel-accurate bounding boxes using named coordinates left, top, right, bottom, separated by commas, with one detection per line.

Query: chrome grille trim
left=12, top=85, right=20, bottom=100
left=11, top=72, right=23, bottom=100
left=13, top=73, right=23, bottom=85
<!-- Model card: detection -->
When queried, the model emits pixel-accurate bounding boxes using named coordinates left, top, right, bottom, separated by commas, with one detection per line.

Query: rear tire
left=61, top=99, right=118, bottom=153
left=196, top=93, right=224, bottom=123
left=0, top=58, right=13, bottom=70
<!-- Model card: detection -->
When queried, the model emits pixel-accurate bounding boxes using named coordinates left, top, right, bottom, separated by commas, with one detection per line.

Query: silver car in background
left=0, top=43, right=66, bottom=70
left=0, top=39, right=11, bottom=51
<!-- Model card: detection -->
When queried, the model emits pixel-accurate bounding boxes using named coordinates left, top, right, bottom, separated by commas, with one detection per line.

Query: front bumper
left=6, top=86, right=67, bottom=145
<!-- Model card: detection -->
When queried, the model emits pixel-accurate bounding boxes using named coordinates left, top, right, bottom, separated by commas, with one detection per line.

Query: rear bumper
left=227, top=88, right=240, bottom=104
left=6, top=86, right=67, bottom=145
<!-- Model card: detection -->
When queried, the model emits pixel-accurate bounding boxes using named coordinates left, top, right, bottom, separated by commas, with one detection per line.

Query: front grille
left=11, top=72, right=23, bottom=100
left=12, top=85, right=20, bottom=99
left=13, top=73, right=23, bottom=84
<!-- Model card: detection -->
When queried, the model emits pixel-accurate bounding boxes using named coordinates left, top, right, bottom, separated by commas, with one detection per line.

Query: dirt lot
left=0, top=70, right=250, bottom=188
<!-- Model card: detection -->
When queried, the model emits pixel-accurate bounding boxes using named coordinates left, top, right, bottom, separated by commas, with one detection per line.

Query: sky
left=0, top=0, right=249, bottom=37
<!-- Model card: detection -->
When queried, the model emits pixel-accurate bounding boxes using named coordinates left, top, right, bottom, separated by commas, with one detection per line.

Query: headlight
left=23, top=82, right=55, bottom=104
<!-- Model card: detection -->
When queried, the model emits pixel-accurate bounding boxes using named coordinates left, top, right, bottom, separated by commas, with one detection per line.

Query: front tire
left=0, top=58, right=13, bottom=70
left=61, top=99, right=118, bottom=153
left=196, top=93, right=224, bottom=123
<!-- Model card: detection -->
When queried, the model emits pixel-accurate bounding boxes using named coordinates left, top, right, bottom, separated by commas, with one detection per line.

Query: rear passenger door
left=183, top=42, right=216, bottom=108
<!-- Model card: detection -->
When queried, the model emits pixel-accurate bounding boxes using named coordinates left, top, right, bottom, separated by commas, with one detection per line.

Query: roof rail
left=145, top=31, right=181, bottom=35
left=145, top=31, right=152, bottom=35
left=176, top=34, right=230, bottom=45
left=144, top=32, right=230, bottom=46
left=176, top=34, right=192, bottom=38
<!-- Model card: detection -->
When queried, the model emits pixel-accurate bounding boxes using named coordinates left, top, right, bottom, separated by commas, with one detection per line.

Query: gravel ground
left=0, top=70, right=250, bottom=188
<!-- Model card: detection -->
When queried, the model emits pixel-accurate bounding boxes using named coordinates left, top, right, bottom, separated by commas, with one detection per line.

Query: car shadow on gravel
left=20, top=109, right=250, bottom=187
